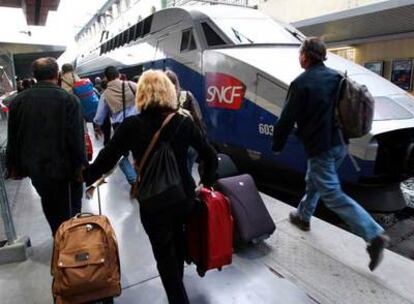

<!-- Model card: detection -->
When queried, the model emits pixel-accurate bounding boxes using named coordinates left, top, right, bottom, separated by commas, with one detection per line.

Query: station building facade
left=258, top=0, right=414, bottom=94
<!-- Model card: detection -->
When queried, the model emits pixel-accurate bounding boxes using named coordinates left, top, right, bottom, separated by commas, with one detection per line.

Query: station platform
left=1, top=156, right=414, bottom=303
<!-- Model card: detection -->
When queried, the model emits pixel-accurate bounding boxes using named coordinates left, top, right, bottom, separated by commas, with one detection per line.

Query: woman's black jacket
left=84, top=109, right=218, bottom=198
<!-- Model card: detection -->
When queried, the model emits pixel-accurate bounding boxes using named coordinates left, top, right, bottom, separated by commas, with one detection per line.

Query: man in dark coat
left=6, top=57, right=86, bottom=236
left=272, top=37, right=389, bottom=271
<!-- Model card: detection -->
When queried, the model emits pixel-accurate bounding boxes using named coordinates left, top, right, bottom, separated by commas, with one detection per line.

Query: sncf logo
left=205, top=73, right=246, bottom=110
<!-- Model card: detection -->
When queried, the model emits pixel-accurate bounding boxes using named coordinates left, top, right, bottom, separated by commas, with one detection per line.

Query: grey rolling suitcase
left=217, top=174, right=276, bottom=243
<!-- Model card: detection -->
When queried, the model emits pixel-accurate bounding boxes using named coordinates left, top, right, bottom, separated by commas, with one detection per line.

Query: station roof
left=0, top=0, right=60, bottom=25
left=292, top=0, right=414, bottom=46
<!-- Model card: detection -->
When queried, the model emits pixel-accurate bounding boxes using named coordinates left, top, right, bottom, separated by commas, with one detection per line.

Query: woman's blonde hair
left=135, top=70, right=178, bottom=112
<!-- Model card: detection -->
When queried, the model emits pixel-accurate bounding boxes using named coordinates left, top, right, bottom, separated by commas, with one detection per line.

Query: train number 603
left=258, top=123, right=274, bottom=136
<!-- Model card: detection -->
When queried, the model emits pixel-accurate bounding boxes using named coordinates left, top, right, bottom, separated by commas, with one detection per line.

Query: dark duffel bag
left=217, top=174, right=276, bottom=244
left=216, top=153, right=239, bottom=178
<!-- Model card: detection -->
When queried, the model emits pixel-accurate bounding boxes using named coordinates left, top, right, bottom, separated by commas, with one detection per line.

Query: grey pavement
left=0, top=131, right=413, bottom=303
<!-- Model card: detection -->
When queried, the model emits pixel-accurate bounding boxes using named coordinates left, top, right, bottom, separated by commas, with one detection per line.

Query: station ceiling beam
left=0, top=0, right=60, bottom=26
left=293, top=0, right=414, bottom=47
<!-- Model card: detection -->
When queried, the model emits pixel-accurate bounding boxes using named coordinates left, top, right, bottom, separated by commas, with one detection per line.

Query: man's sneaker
left=289, top=211, right=310, bottom=231
left=367, top=234, right=390, bottom=271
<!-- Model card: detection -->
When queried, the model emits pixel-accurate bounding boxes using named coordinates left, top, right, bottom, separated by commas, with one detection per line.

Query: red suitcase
left=85, top=132, right=93, bottom=161
left=187, top=187, right=233, bottom=277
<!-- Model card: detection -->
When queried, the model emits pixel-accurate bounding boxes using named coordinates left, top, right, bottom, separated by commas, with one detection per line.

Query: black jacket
left=6, top=82, right=86, bottom=179
left=84, top=109, right=218, bottom=198
left=272, top=63, right=342, bottom=157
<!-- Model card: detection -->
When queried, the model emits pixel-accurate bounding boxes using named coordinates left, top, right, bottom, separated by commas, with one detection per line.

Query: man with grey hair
left=272, top=37, right=389, bottom=271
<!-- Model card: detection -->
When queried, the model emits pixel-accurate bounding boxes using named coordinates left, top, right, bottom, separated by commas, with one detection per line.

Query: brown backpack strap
left=136, top=112, right=176, bottom=182
left=61, top=77, right=72, bottom=88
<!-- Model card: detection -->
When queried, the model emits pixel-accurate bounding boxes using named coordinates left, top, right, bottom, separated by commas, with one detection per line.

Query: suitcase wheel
left=196, top=266, right=206, bottom=277
left=218, top=267, right=222, bottom=271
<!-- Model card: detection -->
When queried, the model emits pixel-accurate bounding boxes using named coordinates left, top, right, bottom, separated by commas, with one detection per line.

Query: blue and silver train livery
left=66, top=5, right=414, bottom=212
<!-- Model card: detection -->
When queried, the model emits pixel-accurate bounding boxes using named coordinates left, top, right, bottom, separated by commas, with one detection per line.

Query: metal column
left=0, top=153, right=17, bottom=245
left=0, top=129, right=30, bottom=264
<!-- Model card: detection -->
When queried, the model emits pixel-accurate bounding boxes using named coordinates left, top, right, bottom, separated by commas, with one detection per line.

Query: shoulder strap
left=61, top=77, right=72, bottom=88
left=136, top=113, right=176, bottom=180
left=127, top=81, right=136, bottom=95
left=122, top=81, right=126, bottom=120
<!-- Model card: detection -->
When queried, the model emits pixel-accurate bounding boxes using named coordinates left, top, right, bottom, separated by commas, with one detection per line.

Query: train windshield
left=374, top=96, right=414, bottom=121
left=212, top=17, right=301, bottom=45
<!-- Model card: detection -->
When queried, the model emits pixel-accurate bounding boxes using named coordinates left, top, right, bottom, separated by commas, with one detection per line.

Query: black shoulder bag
left=133, top=113, right=186, bottom=213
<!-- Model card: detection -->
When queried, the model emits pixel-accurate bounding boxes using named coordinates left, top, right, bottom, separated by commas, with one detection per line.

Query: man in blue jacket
left=272, top=37, right=389, bottom=271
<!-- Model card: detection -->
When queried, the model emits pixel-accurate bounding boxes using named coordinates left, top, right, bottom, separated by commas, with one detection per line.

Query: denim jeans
left=297, top=145, right=384, bottom=242
left=119, top=155, right=137, bottom=185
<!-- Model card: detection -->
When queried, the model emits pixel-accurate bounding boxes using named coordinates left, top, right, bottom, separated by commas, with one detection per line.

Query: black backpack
left=133, top=113, right=186, bottom=213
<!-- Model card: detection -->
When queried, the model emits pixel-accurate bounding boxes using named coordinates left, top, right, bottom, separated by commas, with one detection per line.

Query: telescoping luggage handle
left=72, top=180, right=103, bottom=218
left=84, top=160, right=122, bottom=215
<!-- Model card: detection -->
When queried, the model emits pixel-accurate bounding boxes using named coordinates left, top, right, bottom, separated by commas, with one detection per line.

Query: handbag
left=133, top=113, right=186, bottom=213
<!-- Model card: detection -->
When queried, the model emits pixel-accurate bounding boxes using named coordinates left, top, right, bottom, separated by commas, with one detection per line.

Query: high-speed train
left=68, top=5, right=414, bottom=212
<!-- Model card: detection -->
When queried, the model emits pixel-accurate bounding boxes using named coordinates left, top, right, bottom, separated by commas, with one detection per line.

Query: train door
left=254, top=74, right=285, bottom=153
left=152, top=34, right=169, bottom=70
left=174, top=28, right=203, bottom=99
left=255, top=73, right=306, bottom=170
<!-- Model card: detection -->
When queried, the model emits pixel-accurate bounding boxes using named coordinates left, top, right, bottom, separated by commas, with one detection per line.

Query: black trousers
left=140, top=201, right=193, bottom=304
left=31, top=176, right=83, bottom=236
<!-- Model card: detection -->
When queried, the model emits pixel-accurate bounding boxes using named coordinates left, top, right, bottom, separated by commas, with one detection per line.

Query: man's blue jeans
left=119, top=155, right=137, bottom=185
left=297, top=145, right=383, bottom=242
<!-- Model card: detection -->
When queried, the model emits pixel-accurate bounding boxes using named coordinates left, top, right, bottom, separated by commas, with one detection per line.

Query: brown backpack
left=51, top=214, right=121, bottom=304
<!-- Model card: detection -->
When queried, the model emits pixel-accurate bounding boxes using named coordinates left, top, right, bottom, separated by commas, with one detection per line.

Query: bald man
left=6, top=57, right=87, bottom=236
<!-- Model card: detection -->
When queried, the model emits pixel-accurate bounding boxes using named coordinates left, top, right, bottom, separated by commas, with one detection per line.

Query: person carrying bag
left=83, top=70, right=217, bottom=304
left=132, top=112, right=186, bottom=213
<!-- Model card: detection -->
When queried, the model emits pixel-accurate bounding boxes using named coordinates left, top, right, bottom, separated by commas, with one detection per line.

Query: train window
left=117, top=34, right=122, bottom=48
left=143, top=15, right=153, bottom=36
left=180, top=30, right=190, bottom=51
left=121, top=32, right=126, bottom=46
left=189, top=32, right=197, bottom=50
left=135, top=21, right=143, bottom=39
left=201, top=22, right=226, bottom=47
left=180, top=29, right=197, bottom=52
left=119, top=33, right=124, bottom=47
left=122, top=30, right=129, bottom=45
left=214, top=18, right=299, bottom=45
left=256, top=74, right=287, bottom=110
left=374, top=96, right=413, bottom=120
left=114, top=35, right=119, bottom=49
left=128, top=26, right=134, bottom=43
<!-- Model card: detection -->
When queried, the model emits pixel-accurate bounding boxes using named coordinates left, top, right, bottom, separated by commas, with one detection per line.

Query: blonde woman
left=84, top=69, right=218, bottom=304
